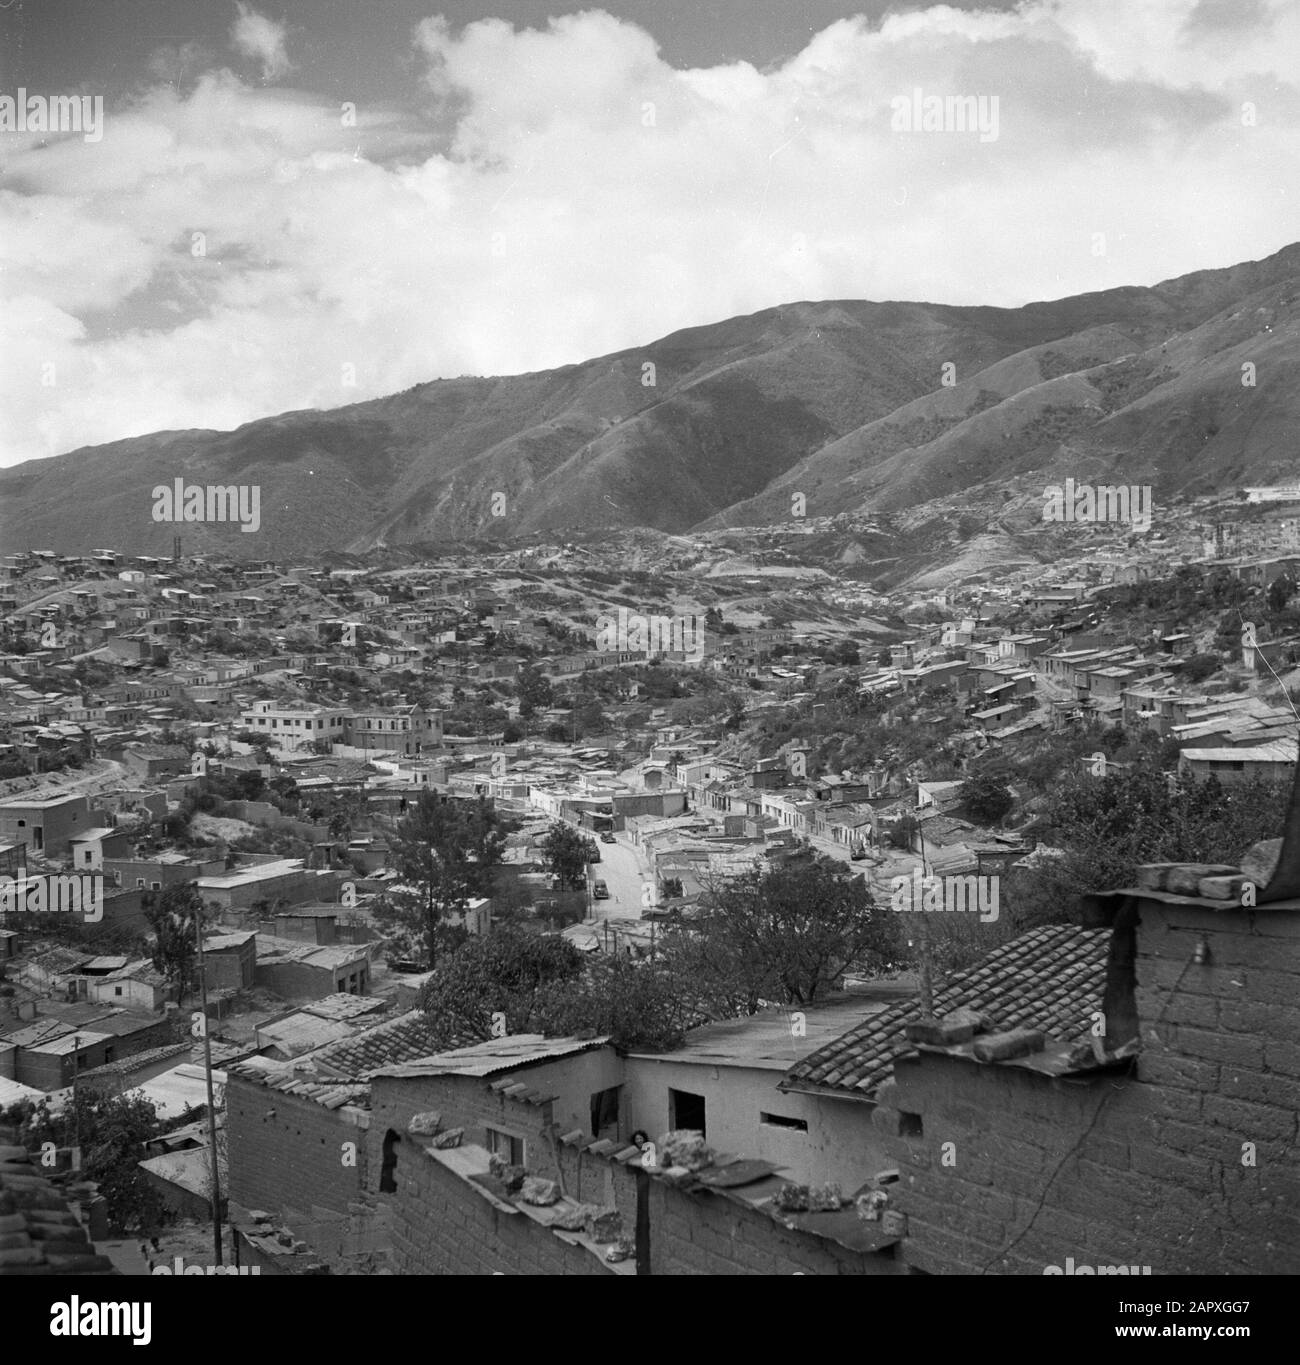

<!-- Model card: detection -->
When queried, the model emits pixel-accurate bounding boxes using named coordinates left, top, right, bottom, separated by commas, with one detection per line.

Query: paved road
left=585, top=831, right=650, bottom=920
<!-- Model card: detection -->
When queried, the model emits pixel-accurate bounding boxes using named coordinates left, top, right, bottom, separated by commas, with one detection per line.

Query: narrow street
left=584, top=829, right=650, bottom=920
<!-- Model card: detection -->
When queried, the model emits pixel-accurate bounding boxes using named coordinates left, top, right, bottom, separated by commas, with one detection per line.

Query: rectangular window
left=760, top=1112, right=808, bottom=1132
left=668, top=1088, right=706, bottom=1137
left=485, top=1128, right=525, bottom=1165
left=114, top=986, right=123, bottom=997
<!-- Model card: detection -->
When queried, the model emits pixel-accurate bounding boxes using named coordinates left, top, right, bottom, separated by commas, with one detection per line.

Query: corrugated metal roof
left=370, top=1033, right=612, bottom=1080
left=27, top=1031, right=112, bottom=1056
left=138, top=1146, right=227, bottom=1200
left=0, top=1075, right=48, bottom=1108
left=1, top=1019, right=74, bottom=1048
left=300, top=993, right=389, bottom=1023
left=256, top=1013, right=356, bottom=1058
left=627, top=996, right=893, bottom=1070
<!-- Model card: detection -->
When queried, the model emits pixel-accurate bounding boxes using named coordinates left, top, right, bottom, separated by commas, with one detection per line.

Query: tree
left=1267, top=573, right=1296, bottom=615
left=532, top=955, right=693, bottom=1050
left=143, top=882, right=202, bottom=1003
left=376, top=792, right=507, bottom=967
left=889, top=815, right=918, bottom=850
left=516, top=663, right=553, bottom=721
left=1041, top=768, right=1291, bottom=898
left=1180, top=652, right=1222, bottom=683
left=14, top=1091, right=174, bottom=1232
left=417, top=925, right=584, bottom=1040
left=673, top=852, right=903, bottom=1012
left=540, top=820, right=589, bottom=890
left=829, top=639, right=861, bottom=666
left=959, top=773, right=1015, bottom=824
left=571, top=693, right=607, bottom=739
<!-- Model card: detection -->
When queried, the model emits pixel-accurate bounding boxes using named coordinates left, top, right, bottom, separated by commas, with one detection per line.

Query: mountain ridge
left=3, top=240, right=1298, bottom=557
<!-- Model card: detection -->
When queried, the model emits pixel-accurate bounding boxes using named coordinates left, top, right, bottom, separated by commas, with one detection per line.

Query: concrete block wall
left=254, top=960, right=352, bottom=998
left=880, top=899, right=1300, bottom=1276
left=371, top=1073, right=556, bottom=1171
left=390, top=1146, right=612, bottom=1276
left=636, top=1172, right=897, bottom=1276
left=388, top=1124, right=900, bottom=1275
left=226, top=1074, right=369, bottom=1221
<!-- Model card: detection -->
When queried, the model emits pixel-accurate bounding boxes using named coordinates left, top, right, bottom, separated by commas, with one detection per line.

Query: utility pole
left=915, top=823, right=935, bottom=1020
left=193, top=910, right=223, bottom=1265
left=71, top=1035, right=81, bottom=1171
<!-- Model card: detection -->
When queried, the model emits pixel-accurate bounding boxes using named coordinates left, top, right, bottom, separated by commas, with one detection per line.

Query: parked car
left=592, top=879, right=610, bottom=899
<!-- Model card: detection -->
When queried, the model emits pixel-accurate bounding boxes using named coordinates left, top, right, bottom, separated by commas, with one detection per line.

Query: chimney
left=1082, top=749, right=1300, bottom=1064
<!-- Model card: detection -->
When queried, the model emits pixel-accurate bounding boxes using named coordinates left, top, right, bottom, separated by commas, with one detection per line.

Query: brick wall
left=391, top=1147, right=613, bottom=1275
left=226, top=1074, right=369, bottom=1221
left=553, top=1142, right=897, bottom=1276
left=254, top=959, right=350, bottom=997
left=204, top=954, right=245, bottom=992
left=371, top=1073, right=556, bottom=1173
left=15, top=1017, right=172, bottom=1091
left=880, top=897, right=1300, bottom=1275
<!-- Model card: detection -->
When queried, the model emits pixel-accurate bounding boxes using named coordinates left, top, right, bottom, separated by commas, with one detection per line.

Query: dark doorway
left=590, top=1085, right=621, bottom=1138
left=379, top=1129, right=400, bottom=1193
left=668, top=1088, right=706, bottom=1137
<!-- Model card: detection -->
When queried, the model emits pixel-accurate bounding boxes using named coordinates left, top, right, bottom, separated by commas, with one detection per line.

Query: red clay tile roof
left=0, top=1137, right=117, bottom=1275
left=780, top=924, right=1111, bottom=1099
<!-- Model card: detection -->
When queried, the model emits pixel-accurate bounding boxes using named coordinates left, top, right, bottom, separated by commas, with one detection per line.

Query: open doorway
left=668, top=1088, right=706, bottom=1138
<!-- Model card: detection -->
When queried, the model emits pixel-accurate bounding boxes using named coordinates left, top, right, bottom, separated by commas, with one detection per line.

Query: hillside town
left=2, top=485, right=1299, bottom=1278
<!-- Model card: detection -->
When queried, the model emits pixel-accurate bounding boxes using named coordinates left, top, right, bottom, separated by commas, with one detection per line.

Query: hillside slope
left=3, top=242, right=1297, bottom=557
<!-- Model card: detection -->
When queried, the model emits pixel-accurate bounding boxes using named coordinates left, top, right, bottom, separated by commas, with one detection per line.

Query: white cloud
left=231, top=2, right=292, bottom=82
left=1, top=2, right=1297, bottom=467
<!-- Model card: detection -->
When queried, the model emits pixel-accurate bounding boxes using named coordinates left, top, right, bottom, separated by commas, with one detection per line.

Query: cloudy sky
left=1, top=0, right=1296, bottom=468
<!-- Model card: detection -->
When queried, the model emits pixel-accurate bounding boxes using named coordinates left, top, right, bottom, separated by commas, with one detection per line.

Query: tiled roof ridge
left=781, top=924, right=1109, bottom=1098
left=0, top=1135, right=118, bottom=1275
left=78, top=1040, right=192, bottom=1079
